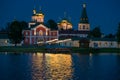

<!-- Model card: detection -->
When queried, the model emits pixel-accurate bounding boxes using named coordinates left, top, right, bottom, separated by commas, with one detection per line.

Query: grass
left=0, top=46, right=120, bottom=53
left=71, top=47, right=120, bottom=53
left=0, top=46, right=45, bottom=52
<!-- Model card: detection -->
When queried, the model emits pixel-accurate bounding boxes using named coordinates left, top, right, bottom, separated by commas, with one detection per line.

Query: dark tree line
left=0, top=21, right=26, bottom=46
left=88, top=26, right=102, bottom=38
left=88, top=26, right=115, bottom=39
left=46, top=19, right=58, bottom=30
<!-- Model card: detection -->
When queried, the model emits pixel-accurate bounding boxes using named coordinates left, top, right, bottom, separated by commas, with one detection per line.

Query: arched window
left=39, top=30, right=43, bottom=36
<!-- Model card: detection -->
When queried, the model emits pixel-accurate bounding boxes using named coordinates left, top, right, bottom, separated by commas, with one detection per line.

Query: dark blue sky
left=0, top=0, right=120, bottom=34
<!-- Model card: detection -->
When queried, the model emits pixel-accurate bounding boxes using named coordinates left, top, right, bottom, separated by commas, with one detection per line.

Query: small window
left=105, top=42, right=107, bottom=46
left=34, top=32, right=36, bottom=35
left=46, top=32, right=48, bottom=36
left=99, top=42, right=101, bottom=46
left=83, top=25, right=85, bottom=29
left=39, top=30, right=43, bottom=36
left=79, top=25, right=81, bottom=29
left=110, top=42, right=113, bottom=46
left=26, top=32, right=28, bottom=35
left=53, top=32, right=56, bottom=36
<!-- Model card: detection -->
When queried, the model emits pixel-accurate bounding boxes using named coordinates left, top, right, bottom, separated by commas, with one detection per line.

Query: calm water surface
left=0, top=52, right=120, bottom=80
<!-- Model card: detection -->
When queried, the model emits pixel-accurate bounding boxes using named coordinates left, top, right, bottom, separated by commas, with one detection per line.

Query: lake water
left=0, top=52, right=120, bottom=80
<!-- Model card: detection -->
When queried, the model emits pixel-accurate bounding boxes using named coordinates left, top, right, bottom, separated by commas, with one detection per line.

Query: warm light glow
left=31, top=53, right=72, bottom=79
left=55, top=39, right=71, bottom=43
left=46, top=39, right=58, bottom=43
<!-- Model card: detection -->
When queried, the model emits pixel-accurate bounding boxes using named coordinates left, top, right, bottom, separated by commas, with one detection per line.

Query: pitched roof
left=80, top=4, right=89, bottom=24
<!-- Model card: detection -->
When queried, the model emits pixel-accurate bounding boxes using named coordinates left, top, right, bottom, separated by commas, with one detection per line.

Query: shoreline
left=0, top=46, right=120, bottom=53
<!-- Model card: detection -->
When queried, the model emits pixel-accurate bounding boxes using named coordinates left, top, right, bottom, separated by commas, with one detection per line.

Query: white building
left=89, top=38, right=118, bottom=48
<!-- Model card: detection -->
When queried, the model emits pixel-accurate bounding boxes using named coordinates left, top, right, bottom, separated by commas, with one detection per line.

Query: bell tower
left=78, top=3, right=90, bottom=31
left=31, top=7, right=44, bottom=23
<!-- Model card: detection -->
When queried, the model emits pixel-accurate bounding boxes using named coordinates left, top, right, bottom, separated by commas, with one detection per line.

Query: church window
left=34, top=31, right=36, bottom=35
left=39, top=30, right=43, bottom=36
left=46, top=32, right=48, bottom=36
left=86, top=26, right=89, bottom=29
left=79, top=25, right=81, bottom=29
left=83, top=25, right=85, bottom=29
left=26, top=32, right=28, bottom=35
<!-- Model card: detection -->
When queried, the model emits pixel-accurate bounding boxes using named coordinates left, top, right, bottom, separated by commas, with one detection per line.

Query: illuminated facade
left=58, top=4, right=90, bottom=48
left=78, top=4, right=90, bottom=31
left=58, top=19, right=72, bottom=30
left=89, top=38, right=117, bottom=48
left=23, top=9, right=58, bottom=45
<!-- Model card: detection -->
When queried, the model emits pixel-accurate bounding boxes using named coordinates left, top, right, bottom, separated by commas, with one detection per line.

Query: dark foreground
left=0, top=52, right=120, bottom=80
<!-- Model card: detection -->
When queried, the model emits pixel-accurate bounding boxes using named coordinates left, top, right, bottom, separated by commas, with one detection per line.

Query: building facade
left=23, top=9, right=58, bottom=45
left=58, top=4, right=90, bottom=48
left=57, top=19, right=72, bottom=30
left=89, top=38, right=118, bottom=48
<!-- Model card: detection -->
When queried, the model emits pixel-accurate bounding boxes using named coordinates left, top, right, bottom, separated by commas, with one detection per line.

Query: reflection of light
left=46, top=54, right=72, bottom=79
left=89, top=53, right=92, bottom=57
left=89, top=53, right=93, bottom=67
left=31, top=53, right=72, bottom=80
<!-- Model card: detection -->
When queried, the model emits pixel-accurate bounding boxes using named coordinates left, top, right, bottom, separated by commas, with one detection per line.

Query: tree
left=8, top=20, right=28, bottom=46
left=116, top=23, right=120, bottom=45
left=90, top=27, right=102, bottom=38
left=20, top=21, right=28, bottom=29
left=46, top=19, right=58, bottom=30
left=104, top=33, right=115, bottom=38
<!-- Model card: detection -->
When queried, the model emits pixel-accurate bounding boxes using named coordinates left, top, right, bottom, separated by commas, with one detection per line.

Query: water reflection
left=31, top=53, right=72, bottom=80
left=0, top=52, right=120, bottom=80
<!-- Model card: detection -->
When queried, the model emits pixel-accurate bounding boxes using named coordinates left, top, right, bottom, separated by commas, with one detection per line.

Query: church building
left=58, top=4, right=90, bottom=48
left=23, top=9, right=58, bottom=45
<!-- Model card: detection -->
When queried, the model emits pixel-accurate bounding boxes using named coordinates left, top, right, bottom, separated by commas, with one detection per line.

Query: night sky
left=0, top=0, right=120, bottom=34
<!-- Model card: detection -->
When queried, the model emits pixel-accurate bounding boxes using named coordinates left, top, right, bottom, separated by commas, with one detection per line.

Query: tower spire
left=80, top=3, right=89, bottom=23
left=33, top=0, right=36, bottom=14
left=78, top=3, right=90, bottom=31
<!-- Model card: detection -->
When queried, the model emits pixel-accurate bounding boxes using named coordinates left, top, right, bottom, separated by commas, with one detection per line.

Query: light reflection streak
left=31, top=53, right=72, bottom=80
